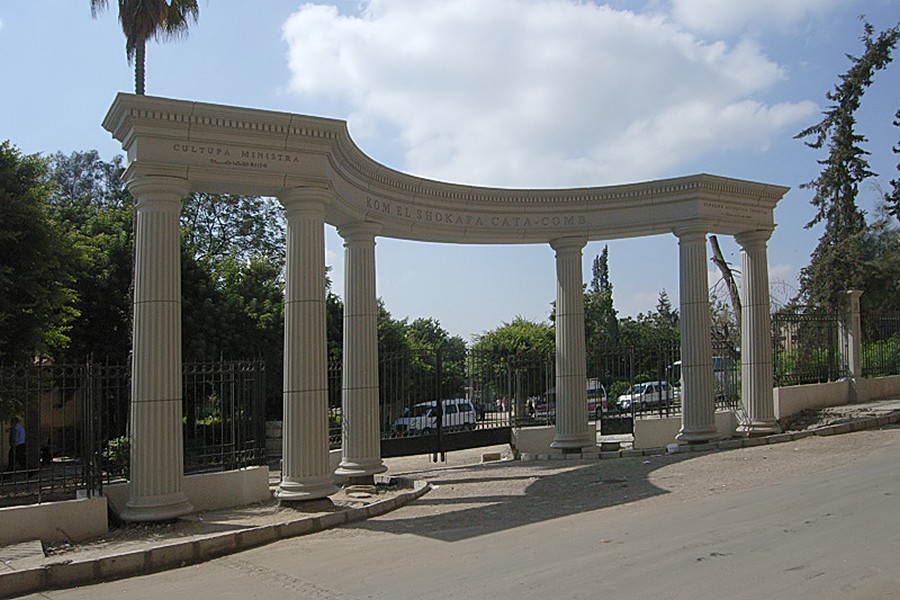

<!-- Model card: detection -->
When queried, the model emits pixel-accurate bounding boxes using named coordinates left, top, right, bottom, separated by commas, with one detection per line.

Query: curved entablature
left=103, top=93, right=789, bottom=244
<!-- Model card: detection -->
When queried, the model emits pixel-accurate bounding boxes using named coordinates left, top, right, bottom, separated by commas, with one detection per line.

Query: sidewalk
left=3, top=399, right=900, bottom=598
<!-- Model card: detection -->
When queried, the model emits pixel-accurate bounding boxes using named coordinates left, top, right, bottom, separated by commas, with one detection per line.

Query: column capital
left=338, top=221, right=382, bottom=244
left=278, top=187, right=331, bottom=215
left=734, top=228, right=774, bottom=249
left=673, top=226, right=707, bottom=244
left=549, top=236, right=587, bottom=254
left=127, top=176, right=190, bottom=210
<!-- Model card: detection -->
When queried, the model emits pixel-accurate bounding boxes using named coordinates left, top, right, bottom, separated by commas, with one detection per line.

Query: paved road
left=24, top=427, right=900, bottom=599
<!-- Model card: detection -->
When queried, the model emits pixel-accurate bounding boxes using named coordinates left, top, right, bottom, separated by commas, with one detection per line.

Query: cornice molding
left=103, top=93, right=790, bottom=243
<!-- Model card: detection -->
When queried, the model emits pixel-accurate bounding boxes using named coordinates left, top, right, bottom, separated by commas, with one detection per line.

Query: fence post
left=842, top=290, right=863, bottom=403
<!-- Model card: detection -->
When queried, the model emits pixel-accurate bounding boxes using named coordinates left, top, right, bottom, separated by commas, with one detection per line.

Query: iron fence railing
left=862, top=314, right=900, bottom=378
left=182, top=360, right=267, bottom=475
left=772, top=308, right=845, bottom=386
left=0, top=362, right=98, bottom=506
left=1, top=360, right=266, bottom=507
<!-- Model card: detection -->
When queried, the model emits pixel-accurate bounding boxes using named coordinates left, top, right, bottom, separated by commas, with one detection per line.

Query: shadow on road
left=349, top=452, right=697, bottom=542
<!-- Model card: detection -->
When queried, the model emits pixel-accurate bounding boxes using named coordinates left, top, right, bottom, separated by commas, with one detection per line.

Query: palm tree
left=91, top=0, right=199, bottom=95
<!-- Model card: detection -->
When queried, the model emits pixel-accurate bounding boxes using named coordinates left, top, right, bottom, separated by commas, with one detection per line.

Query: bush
left=102, top=435, right=129, bottom=476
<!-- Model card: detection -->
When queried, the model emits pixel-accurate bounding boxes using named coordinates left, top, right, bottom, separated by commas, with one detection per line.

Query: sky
left=1, top=0, right=898, bottom=342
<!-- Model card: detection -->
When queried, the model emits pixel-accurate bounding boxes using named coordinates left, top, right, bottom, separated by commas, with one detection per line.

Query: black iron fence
left=0, top=363, right=101, bottom=506
left=182, top=360, right=267, bottom=474
left=327, top=348, right=521, bottom=451
left=862, top=314, right=900, bottom=378
left=772, top=307, right=845, bottom=386
left=1, top=360, right=266, bottom=507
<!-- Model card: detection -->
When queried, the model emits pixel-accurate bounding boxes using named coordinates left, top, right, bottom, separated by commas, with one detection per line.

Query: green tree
left=179, top=192, right=288, bottom=415
left=858, top=206, right=900, bottom=320
left=91, top=0, right=200, bottom=95
left=181, top=193, right=286, bottom=267
left=47, top=151, right=134, bottom=362
left=471, top=317, right=555, bottom=415
left=887, top=108, right=900, bottom=220
left=406, top=317, right=468, bottom=398
left=652, top=289, right=679, bottom=341
left=795, top=20, right=900, bottom=312
left=0, top=142, right=78, bottom=361
left=472, top=317, right=555, bottom=357
left=589, top=245, right=611, bottom=293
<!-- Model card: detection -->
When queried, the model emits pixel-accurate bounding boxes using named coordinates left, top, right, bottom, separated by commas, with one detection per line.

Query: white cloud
left=670, top=0, right=848, bottom=35
left=282, top=0, right=816, bottom=187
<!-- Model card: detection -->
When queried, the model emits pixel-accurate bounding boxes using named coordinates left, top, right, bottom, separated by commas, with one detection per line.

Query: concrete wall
left=774, top=380, right=849, bottom=419
left=105, top=466, right=271, bottom=517
left=511, top=425, right=557, bottom=455
left=774, top=375, right=900, bottom=419
left=0, top=496, right=108, bottom=546
left=859, top=375, right=900, bottom=403
left=633, top=411, right=738, bottom=450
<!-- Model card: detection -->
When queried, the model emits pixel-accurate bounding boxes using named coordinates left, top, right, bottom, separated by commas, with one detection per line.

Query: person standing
left=7, top=417, right=25, bottom=471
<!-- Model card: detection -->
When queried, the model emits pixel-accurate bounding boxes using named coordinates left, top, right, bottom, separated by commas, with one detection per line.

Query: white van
left=616, top=381, right=674, bottom=411
left=393, top=399, right=478, bottom=434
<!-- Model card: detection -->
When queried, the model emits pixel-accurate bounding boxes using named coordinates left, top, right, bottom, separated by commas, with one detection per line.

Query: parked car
left=392, top=399, right=477, bottom=434
left=668, top=356, right=737, bottom=401
left=616, top=381, right=674, bottom=411
left=587, top=379, right=609, bottom=419
left=534, top=379, right=608, bottom=420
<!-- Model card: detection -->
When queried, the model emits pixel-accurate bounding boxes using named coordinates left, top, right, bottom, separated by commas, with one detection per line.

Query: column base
left=737, top=420, right=781, bottom=438
left=335, top=458, right=388, bottom=479
left=676, top=425, right=719, bottom=444
left=550, top=432, right=593, bottom=450
left=119, top=490, right=193, bottom=522
left=276, top=476, right=339, bottom=502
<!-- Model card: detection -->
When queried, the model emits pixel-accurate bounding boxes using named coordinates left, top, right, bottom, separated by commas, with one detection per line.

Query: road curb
left=2, top=477, right=431, bottom=599
left=520, top=409, right=900, bottom=461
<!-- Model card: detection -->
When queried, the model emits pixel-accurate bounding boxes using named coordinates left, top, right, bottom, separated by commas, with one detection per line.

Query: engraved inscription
left=366, top=197, right=586, bottom=229
left=702, top=201, right=764, bottom=221
left=172, top=144, right=302, bottom=170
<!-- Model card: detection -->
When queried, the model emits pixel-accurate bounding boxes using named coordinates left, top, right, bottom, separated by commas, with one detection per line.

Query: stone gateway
left=103, top=93, right=787, bottom=520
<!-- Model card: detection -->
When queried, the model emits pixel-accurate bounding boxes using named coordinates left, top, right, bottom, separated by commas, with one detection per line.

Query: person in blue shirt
left=7, top=417, right=25, bottom=471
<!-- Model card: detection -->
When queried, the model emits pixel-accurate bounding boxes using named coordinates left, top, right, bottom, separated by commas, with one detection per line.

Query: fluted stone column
left=549, top=237, right=593, bottom=451
left=123, top=176, right=193, bottom=522
left=675, top=228, right=717, bottom=443
left=335, top=222, right=387, bottom=482
left=736, top=230, right=779, bottom=436
left=276, top=188, right=338, bottom=501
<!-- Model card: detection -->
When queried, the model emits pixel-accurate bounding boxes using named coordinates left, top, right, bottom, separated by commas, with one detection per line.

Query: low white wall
left=859, top=375, right=900, bottom=403
left=633, top=411, right=738, bottom=450
left=105, top=466, right=271, bottom=516
left=774, top=375, right=900, bottom=419
left=774, top=380, right=849, bottom=419
left=0, top=496, right=108, bottom=546
left=511, top=425, right=558, bottom=455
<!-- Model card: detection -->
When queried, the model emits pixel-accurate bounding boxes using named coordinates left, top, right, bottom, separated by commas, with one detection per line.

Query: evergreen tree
left=795, top=20, right=900, bottom=312
left=589, top=245, right=611, bottom=293
left=887, top=108, right=900, bottom=220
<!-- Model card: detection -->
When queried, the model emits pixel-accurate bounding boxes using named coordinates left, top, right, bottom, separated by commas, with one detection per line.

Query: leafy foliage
left=471, top=316, right=555, bottom=357
left=46, top=151, right=133, bottom=362
left=91, top=0, right=200, bottom=94
left=0, top=142, right=79, bottom=361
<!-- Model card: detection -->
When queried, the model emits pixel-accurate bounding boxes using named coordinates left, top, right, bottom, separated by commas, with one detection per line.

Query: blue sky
left=1, top=0, right=898, bottom=341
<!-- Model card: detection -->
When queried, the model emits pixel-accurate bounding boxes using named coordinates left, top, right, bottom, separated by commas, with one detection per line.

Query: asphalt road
left=24, top=427, right=900, bottom=600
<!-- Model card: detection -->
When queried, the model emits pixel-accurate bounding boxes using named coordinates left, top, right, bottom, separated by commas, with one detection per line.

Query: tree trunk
left=135, top=41, right=146, bottom=95
left=709, top=235, right=741, bottom=326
